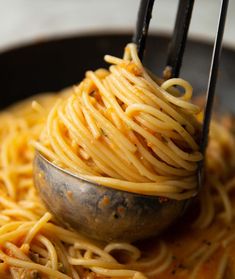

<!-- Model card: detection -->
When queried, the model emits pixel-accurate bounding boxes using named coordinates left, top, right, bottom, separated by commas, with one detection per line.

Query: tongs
left=134, top=0, right=229, bottom=193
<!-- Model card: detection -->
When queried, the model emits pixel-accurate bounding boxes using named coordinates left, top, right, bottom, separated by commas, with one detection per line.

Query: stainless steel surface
left=34, top=152, right=188, bottom=242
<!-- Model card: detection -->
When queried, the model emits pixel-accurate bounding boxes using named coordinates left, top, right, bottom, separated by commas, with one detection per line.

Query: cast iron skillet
left=0, top=33, right=234, bottom=112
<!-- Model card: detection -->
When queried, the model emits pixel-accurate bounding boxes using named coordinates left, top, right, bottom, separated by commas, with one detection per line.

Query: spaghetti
left=35, top=43, right=202, bottom=199
left=0, top=44, right=234, bottom=278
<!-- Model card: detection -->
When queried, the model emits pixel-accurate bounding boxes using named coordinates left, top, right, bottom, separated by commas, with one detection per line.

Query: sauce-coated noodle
left=36, top=44, right=202, bottom=199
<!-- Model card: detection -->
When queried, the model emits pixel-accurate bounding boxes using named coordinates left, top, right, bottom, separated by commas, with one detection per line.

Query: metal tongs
left=34, top=0, right=229, bottom=242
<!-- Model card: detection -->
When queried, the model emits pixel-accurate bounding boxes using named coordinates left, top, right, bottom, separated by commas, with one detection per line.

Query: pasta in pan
left=0, top=44, right=234, bottom=278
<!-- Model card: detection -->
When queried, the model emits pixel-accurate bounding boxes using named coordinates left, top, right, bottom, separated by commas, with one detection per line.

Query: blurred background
left=0, top=0, right=235, bottom=51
